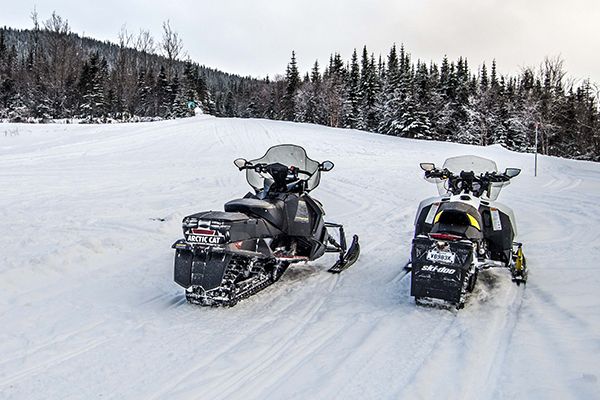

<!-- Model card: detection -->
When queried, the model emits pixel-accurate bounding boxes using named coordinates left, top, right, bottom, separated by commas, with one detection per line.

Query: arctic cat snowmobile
left=172, top=144, right=360, bottom=306
left=410, top=155, right=527, bottom=309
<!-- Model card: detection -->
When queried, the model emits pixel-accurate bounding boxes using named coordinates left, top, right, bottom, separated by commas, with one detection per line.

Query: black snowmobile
left=172, top=144, right=360, bottom=306
left=410, top=155, right=527, bottom=309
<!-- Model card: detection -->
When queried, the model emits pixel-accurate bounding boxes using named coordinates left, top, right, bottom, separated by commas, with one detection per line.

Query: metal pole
left=534, top=123, right=538, bottom=177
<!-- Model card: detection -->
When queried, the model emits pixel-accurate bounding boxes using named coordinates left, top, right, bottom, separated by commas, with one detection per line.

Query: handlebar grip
left=425, top=169, right=447, bottom=179
left=486, top=173, right=510, bottom=183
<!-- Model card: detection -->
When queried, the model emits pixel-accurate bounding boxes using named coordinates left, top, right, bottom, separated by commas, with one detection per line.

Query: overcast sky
left=2, top=0, right=599, bottom=84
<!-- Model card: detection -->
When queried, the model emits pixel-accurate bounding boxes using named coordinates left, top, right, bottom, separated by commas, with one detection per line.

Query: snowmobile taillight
left=429, top=233, right=462, bottom=241
left=192, top=228, right=215, bottom=235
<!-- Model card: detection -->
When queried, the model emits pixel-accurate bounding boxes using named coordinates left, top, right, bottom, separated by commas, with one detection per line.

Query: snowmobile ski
left=328, top=234, right=360, bottom=273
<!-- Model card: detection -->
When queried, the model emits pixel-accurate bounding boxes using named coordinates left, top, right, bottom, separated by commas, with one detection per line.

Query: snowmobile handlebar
left=234, top=160, right=315, bottom=194
left=233, top=154, right=335, bottom=195
left=425, top=168, right=515, bottom=197
left=424, top=168, right=452, bottom=180
left=236, top=161, right=312, bottom=177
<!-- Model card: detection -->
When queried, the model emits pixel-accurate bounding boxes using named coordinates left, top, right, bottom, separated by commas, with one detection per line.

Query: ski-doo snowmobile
left=410, top=155, right=527, bottom=309
left=172, top=144, right=360, bottom=306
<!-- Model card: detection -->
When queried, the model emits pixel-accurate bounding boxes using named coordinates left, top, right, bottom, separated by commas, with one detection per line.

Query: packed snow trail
left=1, top=116, right=599, bottom=399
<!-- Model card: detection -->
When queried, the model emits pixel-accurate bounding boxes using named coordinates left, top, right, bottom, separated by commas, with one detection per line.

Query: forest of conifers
left=0, top=13, right=598, bottom=160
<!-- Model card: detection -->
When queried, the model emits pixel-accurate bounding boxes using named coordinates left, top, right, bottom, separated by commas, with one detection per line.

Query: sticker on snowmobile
left=490, top=208, right=502, bottom=231
left=426, top=249, right=456, bottom=265
left=421, top=264, right=456, bottom=274
left=186, top=228, right=226, bottom=246
left=294, top=200, right=309, bottom=222
left=425, top=202, right=440, bottom=225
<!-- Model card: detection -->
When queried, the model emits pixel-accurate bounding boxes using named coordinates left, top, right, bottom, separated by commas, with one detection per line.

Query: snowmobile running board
left=324, top=222, right=360, bottom=273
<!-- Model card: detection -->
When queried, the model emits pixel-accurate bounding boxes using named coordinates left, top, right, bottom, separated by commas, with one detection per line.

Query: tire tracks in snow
left=392, top=270, right=527, bottom=399
left=145, top=273, right=342, bottom=400
left=0, top=336, right=112, bottom=388
left=0, top=320, right=106, bottom=369
left=187, top=275, right=342, bottom=399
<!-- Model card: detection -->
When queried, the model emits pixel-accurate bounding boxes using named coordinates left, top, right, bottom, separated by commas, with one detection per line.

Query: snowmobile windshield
left=436, top=155, right=508, bottom=200
left=442, top=155, right=498, bottom=175
left=246, top=144, right=322, bottom=192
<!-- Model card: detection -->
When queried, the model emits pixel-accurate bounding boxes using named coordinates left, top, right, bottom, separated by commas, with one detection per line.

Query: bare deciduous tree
left=540, top=55, right=567, bottom=92
left=118, top=25, right=133, bottom=49
left=30, top=7, right=40, bottom=31
left=44, top=11, right=70, bottom=35
left=135, top=29, right=155, bottom=73
left=135, top=29, right=155, bottom=54
left=160, top=20, right=185, bottom=77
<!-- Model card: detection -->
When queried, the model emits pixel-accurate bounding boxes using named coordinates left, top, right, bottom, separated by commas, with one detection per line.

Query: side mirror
left=234, top=158, right=248, bottom=170
left=320, top=161, right=334, bottom=172
left=504, top=168, right=521, bottom=178
left=420, top=163, right=435, bottom=172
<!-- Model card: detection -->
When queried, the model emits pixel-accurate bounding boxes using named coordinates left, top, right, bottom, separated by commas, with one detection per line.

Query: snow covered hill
left=1, top=116, right=599, bottom=399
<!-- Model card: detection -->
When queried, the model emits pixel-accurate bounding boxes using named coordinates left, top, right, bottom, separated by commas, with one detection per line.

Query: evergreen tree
left=79, top=52, right=107, bottom=119
left=359, top=49, right=378, bottom=131
left=154, top=66, right=170, bottom=117
left=224, top=91, right=235, bottom=117
left=323, top=53, right=346, bottom=127
left=480, top=63, right=488, bottom=91
left=343, top=49, right=361, bottom=128
left=282, top=51, right=300, bottom=120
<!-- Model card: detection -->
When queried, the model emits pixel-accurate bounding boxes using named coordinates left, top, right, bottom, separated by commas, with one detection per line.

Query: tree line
left=0, top=12, right=260, bottom=122
left=232, top=48, right=599, bottom=161
left=0, top=12, right=598, bottom=161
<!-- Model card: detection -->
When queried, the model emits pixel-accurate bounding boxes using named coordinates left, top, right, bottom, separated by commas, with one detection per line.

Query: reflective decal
left=425, top=202, right=440, bottom=225
left=490, top=208, right=502, bottom=231
left=294, top=199, right=310, bottom=222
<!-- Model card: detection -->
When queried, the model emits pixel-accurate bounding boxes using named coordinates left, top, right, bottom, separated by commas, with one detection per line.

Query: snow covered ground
left=1, top=116, right=599, bottom=399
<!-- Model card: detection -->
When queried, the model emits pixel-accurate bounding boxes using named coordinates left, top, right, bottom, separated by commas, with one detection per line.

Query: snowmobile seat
left=224, top=198, right=285, bottom=228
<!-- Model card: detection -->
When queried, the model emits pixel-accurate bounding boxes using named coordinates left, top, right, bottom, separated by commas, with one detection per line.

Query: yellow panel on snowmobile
left=466, top=214, right=481, bottom=230
left=434, top=211, right=481, bottom=231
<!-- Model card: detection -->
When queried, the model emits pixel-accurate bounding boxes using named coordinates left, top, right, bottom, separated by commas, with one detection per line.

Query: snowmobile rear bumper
left=410, top=236, right=474, bottom=304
